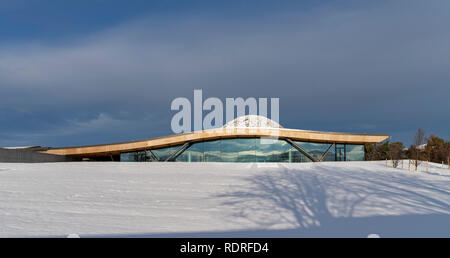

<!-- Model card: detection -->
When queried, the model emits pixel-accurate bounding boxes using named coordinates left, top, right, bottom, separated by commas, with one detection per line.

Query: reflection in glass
left=120, top=150, right=154, bottom=162
left=151, top=145, right=182, bottom=161
left=296, top=141, right=332, bottom=161
left=120, top=138, right=361, bottom=163
left=174, top=138, right=315, bottom=163
left=322, top=144, right=336, bottom=161
left=335, top=144, right=345, bottom=161
left=220, top=138, right=255, bottom=162
left=203, top=140, right=221, bottom=162
left=345, top=144, right=364, bottom=161
left=176, top=142, right=204, bottom=162
left=256, top=139, right=295, bottom=162
left=120, top=152, right=137, bottom=162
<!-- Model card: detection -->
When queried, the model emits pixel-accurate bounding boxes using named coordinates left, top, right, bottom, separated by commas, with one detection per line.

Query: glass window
left=151, top=145, right=182, bottom=161
left=255, top=138, right=294, bottom=162
left=322, top=144, right=336, bottom=161
left=173, top=138, right=317, bottom=163
left=335, top=144, right=345, bottom=161
left=120, top=151, right=151, bottom=162
left=221, top=138, right=256, bottom=162
left=295, top=141, right=333, bottom=161
left=120, top=138, right=348, bottom=163
left=176, top=142, right=204, bottom=162
left=120, top=152, right=136, bottom=162
left=203, top=140, right=222, bottom=162
left=289, top=150, right=313, bottom=162
left=345, top=144, right=364, bottom=161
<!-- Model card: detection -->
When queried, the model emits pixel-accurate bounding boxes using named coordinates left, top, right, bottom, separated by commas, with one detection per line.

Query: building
left=40, top=115, right=389, bottom=163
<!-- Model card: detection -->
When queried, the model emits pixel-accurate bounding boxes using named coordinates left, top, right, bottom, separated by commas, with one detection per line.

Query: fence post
left=386, top=158, right=387, bottom=168
left=402, top=160, right=404, bottom=169
left=408, top=159, right=410, bottom=171
left=426, top=160, right=428, bottom=172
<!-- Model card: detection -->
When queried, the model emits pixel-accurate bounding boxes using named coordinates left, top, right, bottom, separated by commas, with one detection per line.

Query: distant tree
left=411, top=128, right=425, bottom=170
left=414, top=128, right=425, bottom=147
left=365, top=129, right=449, bottom=167
left=364, top=144, right=375, bottom=161
left=447, top=141, right=450, bottom=165
left=365, top=141, right=389, bottom=160
left=388, top=142, right=404, bottom=168
left=424, top=134, right=449, bottom=164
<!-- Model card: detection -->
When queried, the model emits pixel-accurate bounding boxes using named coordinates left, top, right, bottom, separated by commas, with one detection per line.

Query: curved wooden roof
left=42, top=127, right=389, bottom=157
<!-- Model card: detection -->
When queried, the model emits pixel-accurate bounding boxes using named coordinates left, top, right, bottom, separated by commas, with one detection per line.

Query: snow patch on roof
left=1, top=146, right=40, bottom=150
left=223, top=115, right=282, bottom=129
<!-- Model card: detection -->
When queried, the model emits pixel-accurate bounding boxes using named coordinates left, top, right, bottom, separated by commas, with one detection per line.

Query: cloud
left=0, top=0, right=449, bottom=146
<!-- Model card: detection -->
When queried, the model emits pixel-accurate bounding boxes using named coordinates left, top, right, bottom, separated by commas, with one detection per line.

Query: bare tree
left=388, top=142, right=404, bottom=168
left=414, top=128, right=425, bottom=147
left=412, top=128, right=425, bottom=170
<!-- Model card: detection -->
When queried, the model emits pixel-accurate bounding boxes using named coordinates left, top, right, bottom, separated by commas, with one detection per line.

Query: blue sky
left=0, top=0, right=449, bottom=147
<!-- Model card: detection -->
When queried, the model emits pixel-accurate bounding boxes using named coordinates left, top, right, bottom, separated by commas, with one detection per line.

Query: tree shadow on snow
left=90, top=164, right=450, bottom=238
left=203, top=164, right=449, bottom=237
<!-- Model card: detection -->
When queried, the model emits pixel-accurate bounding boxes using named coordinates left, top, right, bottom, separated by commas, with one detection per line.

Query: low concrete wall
left=0, top=148, right=75, bottom=163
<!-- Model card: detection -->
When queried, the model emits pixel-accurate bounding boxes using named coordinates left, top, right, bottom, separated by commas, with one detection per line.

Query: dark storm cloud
left=0, top=0, right=449, bottom=146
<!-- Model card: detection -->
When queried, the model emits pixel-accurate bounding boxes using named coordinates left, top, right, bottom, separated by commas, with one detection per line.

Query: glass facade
left=335, top=144, right=345, bottom=161
left=345, top=144, right=365, bottom=161
left=295, top=141, right=332, bottom=161
left=120, top=150, right=152, bottom=162
left=323, top=143, right=336, bottom=161
left=120, top=138, right=365, bottom=162
left=175, top=138, right=311, bottom=163
left=120, top=145, right=181, bottom=162
left=255, top=138, right=298, bottom=162
left=151, top=145, right=182, bottom=161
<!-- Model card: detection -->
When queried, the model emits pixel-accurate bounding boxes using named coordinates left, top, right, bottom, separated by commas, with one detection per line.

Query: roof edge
left=42, top=127, right=389, bottom=157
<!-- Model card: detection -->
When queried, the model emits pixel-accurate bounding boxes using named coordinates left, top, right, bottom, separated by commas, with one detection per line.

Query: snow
left=0, top=160, right=449, bottom=237
left=223, top=115, right=282, bottom=128
left=1, top=146, right=38, bottom=150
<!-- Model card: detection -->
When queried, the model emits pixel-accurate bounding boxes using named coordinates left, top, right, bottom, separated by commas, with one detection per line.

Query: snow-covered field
left=0, top=161, right=449, bottom=238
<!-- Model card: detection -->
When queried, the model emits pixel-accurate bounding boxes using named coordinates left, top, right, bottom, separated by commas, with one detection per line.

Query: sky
left=0, top=0, right=449, bottom=147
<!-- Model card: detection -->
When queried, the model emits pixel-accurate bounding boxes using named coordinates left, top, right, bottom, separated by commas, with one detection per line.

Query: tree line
left=365, top=128, right=450, bottom=168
